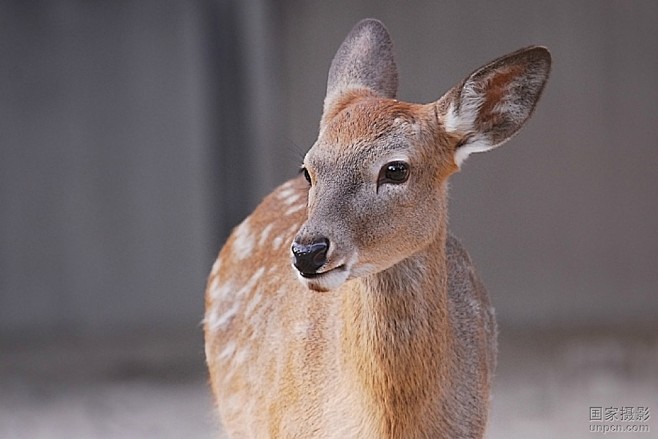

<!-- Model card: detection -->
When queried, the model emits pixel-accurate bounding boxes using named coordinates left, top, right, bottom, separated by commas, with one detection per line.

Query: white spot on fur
left=278, top=187, right=295, bottom=200
left=207, top=276, right=220, bottom=294
left=210, top=279, right=234, bottom=301
left=283, top=193, right=301, bottom=206
left=233, top=347, right=250, bottom=365
left=203, top=338, right=212, bottom=362
left=258, top=224, right=273, bottom=247
left=244, top=290, right=263, bottom=318
left=210, top=258, right=222, bottom=275
left=232, top=219, right=255, bottom=260
left=218, top=340, right=237, bottom=361
left=285, top=203, right=304, bottom=216
left=272, top=235, right=283, bottom=250
left=211, top=301, right=240, bottom=332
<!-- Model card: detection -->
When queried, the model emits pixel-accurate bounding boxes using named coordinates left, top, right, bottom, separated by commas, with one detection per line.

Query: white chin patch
left=296, top=267, right=350, bottom=292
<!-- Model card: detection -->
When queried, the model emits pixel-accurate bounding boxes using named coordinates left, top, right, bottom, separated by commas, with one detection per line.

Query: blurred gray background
left=1, top=1, right=657, bottom=438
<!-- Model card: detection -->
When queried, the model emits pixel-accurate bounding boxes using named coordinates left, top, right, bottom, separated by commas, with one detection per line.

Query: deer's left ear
left=436, top=46, right=551, bottom=168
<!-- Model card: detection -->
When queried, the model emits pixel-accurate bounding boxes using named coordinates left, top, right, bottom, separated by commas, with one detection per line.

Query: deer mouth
left=295, top=263, right=350, bottom=292
left=299, top=264, right=346, bottom=279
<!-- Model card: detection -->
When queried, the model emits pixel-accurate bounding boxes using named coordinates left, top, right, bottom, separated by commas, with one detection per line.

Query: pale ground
left=1, top=327, right=656, bottom=439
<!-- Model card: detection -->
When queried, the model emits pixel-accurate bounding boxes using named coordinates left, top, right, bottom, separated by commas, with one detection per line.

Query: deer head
left=291, top=19, right=550, bottom=292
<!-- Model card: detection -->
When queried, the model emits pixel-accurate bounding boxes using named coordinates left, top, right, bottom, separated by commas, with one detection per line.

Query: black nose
left=291, top=238, right=329, bottom=274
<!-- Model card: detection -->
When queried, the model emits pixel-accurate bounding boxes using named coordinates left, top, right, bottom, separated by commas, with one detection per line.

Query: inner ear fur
left=437, top=46, right=551, bottom=167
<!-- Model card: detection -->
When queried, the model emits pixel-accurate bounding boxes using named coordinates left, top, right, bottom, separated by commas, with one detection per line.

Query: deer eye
left=378, top=161, right=410, bottom=186
left=301, top=167, right=312, bottom=186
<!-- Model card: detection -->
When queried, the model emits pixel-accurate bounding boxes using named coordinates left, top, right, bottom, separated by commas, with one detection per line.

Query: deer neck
left=340, top=222, right=453, bottom=437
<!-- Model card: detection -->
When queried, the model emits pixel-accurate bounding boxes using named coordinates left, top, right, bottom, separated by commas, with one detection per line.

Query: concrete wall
left=1, top=0, right=657, bottom=339
left=1, top=1, right=213, bottom=337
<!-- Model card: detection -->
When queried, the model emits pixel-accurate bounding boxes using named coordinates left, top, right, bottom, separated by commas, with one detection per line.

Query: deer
left=204, top=18, right=550, bottom=439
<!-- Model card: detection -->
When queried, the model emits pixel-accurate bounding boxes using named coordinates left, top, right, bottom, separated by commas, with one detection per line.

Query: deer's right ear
left=437, top=46, right=551, bottom=168
left=321, top=19, right=399, bottom=128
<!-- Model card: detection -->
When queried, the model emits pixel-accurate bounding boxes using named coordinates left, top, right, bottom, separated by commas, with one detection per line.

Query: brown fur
left=205, top=18, right=549, bottom=439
